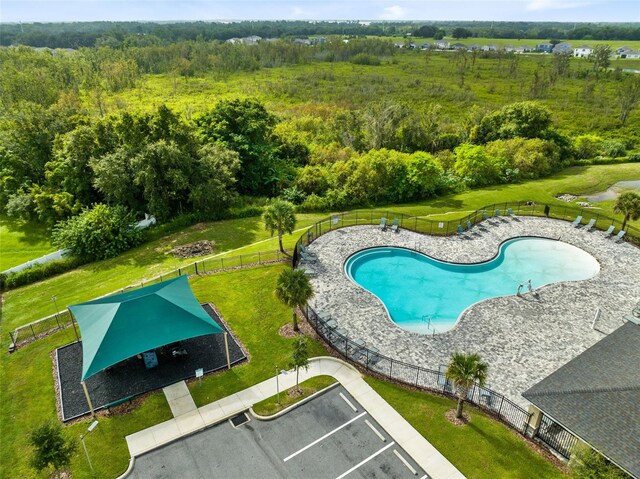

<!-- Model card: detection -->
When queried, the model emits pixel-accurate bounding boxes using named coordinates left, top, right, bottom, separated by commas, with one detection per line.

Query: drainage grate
left=229, top=412, right=250, bottom=428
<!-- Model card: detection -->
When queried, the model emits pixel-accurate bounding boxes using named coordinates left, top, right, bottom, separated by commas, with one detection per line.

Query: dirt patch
left=556, top=194, right=578, bottom=202
left=171, top=240, right=214, bottom=258
left=445, top=408, right=471, bottom=426
left=287, top=387, right=304, bottom=398
left=278, top=311, right=320, bottom=339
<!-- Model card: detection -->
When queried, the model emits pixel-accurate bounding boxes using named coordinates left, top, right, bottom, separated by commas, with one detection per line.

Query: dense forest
left=1, top=31, right=639, bottom=266
left=1, top=20, right=640, bottom=49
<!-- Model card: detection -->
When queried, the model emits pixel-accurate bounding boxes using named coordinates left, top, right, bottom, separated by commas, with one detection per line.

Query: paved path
left=163, top=381, right=197, bottom=417
left=305, top=217, right=640, bottom=408
left=122, top=356, right=465, bottom=479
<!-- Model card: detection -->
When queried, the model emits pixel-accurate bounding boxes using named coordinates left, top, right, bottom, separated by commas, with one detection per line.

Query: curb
left=249, top=381, right=339, bottom=421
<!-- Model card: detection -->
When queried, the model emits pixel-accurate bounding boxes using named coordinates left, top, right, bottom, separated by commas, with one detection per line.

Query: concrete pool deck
left=304, top=216, right=640, bottom=408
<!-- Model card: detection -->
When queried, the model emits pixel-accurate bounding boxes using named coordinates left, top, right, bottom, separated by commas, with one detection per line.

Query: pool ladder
left=422, top=315, right=437, bottom=336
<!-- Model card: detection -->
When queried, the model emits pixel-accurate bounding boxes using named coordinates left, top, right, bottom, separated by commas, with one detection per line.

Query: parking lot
left=129, top=385, right=428, bottom=479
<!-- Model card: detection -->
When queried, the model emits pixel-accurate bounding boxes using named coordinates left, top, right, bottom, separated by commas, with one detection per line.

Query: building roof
left=523, top=322, right=640, bottom=478
left=69, top=275, right=223, bottom=381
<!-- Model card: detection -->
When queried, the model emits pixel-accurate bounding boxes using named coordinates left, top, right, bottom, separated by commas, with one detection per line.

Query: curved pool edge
left=343, top=236, right=601, bottom=335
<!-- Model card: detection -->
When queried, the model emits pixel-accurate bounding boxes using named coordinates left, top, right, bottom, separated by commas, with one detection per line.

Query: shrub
left=350, top=53, right=381, bottom=66
left=629, top=152, right=640, bottom=162
left=574, top=134, right=603, bottom=160
left=52, top=204, right=143, bottom=261
left=601, top=140, right=626, bottom=158
left=29, top=421, right=76, bottom=473
left=280, top=186, right=306, bottom=205
left=453, top=144, right=498, bottom=186
left=299, top=193, right=328, bottom=212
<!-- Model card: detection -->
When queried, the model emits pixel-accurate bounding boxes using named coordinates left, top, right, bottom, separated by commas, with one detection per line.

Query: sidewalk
left=124, top=356, right=465, bottom=479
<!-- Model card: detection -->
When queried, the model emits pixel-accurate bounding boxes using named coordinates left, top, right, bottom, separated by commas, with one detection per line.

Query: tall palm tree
left=446, top=352, right=489, bottom=420
left=263, top=199, right=296, bottom=254
left=614, top=192, right=640, bottom=231
left=275, top=268, right=313, bottom=332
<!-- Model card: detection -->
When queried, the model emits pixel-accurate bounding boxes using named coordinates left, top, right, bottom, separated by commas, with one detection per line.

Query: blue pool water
left=344, top=238, right=599, bottom=334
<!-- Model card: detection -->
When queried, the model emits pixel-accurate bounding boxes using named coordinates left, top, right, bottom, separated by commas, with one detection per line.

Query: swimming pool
left=344, top=238, right=600, bottom=334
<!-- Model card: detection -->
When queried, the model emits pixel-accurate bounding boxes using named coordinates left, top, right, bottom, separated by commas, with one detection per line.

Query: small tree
left=275, top=268, right=313, bottom=332
left=29, top=420, right=77, bottom=476
left=289, top=336, right=310, bottom=391
left=590, top=44, right=612, bottom=72
left=569, top=443, right=628, bottom=479
left=446, top=352, right=489, bottom=420
left=263, top=198, right=296, bottom=254
left=614, top=191, right=640, bottom=231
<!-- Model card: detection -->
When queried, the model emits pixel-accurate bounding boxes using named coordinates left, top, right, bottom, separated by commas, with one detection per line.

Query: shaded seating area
left=55, top=276, right=247, bottom=421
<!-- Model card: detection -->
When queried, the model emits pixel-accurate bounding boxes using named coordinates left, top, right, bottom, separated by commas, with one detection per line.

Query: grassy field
left=2, top=162, right=639, bottom=337
left=0, top=215, right=54, bottom=271
left=93, top=48, right=640, bottom=141
left=251, top=375, right=337, bottom=416
left=0, top=263, right=565, bottom=479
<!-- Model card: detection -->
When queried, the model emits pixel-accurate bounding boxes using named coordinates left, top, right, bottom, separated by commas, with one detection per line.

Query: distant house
left=618, top=47, right=638, bottom=58
left=523, top=320, right=640, bottom=479
left=294, top=38, right=312, bottom=46
left=536, top=42, right=553, bottom=53
left=407, top=43, right=418, bottom=50
left=451, top=43, right=467, bottom=50
left=394, top=42, right=405, bottom=49
left=616, top=46, right=632, bottom=55
left=242, top=35, right=262, bottom=45
left=225, top=38, right=242, bottom=44
left=574, top=45, right=593, bottom=57
left=468, top=43, right=481, bottom=51
left=481, top=44, right=497, bottom=52
left=420, top=42, right=432, bottom=50
left=625, top=50, right=640, bottom=59
left=514, top=46, right=532, bottom=54
left=552, top=42, right=572, bottom=54
left=434, top=40, right=450, bottom=50
left=503, top=45, right=515, bottom=52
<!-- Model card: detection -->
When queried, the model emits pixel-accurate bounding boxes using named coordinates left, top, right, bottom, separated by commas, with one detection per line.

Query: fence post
left=30, top=324, right=36, bottom=340
left=389, top=360, right=393, bottom=379
left=498, top=396, right=505, bottom=417
left=54, top=314, right=61, bottom=329
left=258, top=252, right=261, bottom=264
left=415, top=368, right=420, bottom=386
left=195, top=262, right=198, bottom=275
left=221, top=257, right=224, bottom=269
left=240, top=255, right=243, bottom=267
left=178, top=268, right=181, bottom=276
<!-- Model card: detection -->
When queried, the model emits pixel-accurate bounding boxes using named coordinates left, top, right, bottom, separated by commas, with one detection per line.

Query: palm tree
left=289, top=336, right=310, bottom=391
left=614, top=192, right=640, bottom=231
left=263, top=199, right=296, bottom=254
left=275, top=268, right=313, bottom=332
left=446, top=352, right=489, bottom=420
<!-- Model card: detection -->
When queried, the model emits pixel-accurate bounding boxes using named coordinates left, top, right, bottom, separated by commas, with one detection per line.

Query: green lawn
left=3, top=163, right=639, bottom=338
left=0, top=215, right=54, bottom=271
left=0, top=264, right=565, bottom=479
left=367, top=378, right=564, bottom=479
left=251, top=375, right=337, bottom=416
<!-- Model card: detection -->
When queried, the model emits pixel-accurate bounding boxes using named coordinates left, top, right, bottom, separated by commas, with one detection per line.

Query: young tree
left=617, top=75, right=640, bottom=125
left=446, top=352, right=489, bottom=420
left=289, top=336, right=310, bottom=391
left=613, top=192, right=640, bottom=231
left=263, top=199, right=296, bottom=254
left=275, top=268, right=313, bottom=332
left=29, top=420, right=77, bottom=475
left=569, top=444, right=628, bottom=479
left=590, top=44, right=612, bottom=72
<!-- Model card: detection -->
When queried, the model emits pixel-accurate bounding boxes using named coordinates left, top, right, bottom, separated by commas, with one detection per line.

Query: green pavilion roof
left=69, top=275, right=223, bottom=381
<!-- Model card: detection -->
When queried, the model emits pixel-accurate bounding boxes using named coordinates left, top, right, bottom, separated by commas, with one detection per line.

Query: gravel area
left=303, top=216, right=640, bottom=408
left=55, top=304, right=247, bottom=421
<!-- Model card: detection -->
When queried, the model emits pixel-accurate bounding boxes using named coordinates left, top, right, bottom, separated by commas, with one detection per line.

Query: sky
left=1, top=0, right=639, bottom=23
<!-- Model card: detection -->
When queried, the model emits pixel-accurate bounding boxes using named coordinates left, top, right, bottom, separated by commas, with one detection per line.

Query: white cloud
left=526, top=0, right=594, bottom=11
left=379, top=5, right=407, bottom=19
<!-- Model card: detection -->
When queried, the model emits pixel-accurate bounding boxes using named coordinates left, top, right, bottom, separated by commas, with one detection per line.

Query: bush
left=52, top=204, right=143, bottom=261
left=574, top=134, right=603, bottom=160
left=280, top=186, right=306, bottom=205
left=601, top=140, right=626, bottom=158
left=3, top=256, right=85, bottom=290
left=29, top=421, right=76, bottom=473
left=629, top=152, right=640, bottom=162
left=350, top=53, right=381, bottom=66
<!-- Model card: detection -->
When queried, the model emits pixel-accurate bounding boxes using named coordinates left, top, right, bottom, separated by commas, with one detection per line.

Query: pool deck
left=305, top=216, right=640, bottom=408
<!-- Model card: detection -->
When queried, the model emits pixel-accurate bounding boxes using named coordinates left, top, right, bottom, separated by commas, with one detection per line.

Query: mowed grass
left=366, top=378, right=564, bottom=479
left=4, top=162, right=639, bottom=337
left=0, top=215, right=54, bottom=271
left=251, top=375, right=336, bottom=416
left=0, top=263, right=565, bottom=479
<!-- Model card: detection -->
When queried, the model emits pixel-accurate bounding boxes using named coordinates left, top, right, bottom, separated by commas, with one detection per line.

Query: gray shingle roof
left=523, top=322, right=640, bottom=478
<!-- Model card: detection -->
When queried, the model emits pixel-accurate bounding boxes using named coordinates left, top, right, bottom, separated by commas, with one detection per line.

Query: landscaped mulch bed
left=55, top=303, right=246, bottom=421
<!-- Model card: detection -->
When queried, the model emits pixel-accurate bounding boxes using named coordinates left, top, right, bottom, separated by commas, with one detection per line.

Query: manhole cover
left=229, top=412, right=250, bottom=428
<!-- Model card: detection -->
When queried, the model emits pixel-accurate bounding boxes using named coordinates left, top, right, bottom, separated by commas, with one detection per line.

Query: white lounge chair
left=379, top=217, right=387, bottom=231
left=603, top=225, right=615, bottom=237
left=614, top=230, right=626, bottom=242
left=583, top=218, right=596, bottom=231
left=390, top=218, right=399, bottom=233
left=571, top=215, right=583, bottom=227
left=507, top=207, right=515, bottom=218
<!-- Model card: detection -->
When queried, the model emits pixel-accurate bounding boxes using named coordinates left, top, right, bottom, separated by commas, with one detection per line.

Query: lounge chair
left=507, top=208, right=515, bottom=218
left=300, top=252, right=317, bottom=263
left=571, top=215, right=583, bottom=227
left=465, top=220, right=473, bottom=231
left=482, top=211, right=489, bottom=221
left=603, top=225, right=615, bottom=237
left=299, top=265, right=317, bottom=277
left=614, top=230, right=626, bottom=242
left=583, top=218, right=596, bottom=231
left=379, top=217, right=387, bottom=231
left=457, top=225, right=468, bottom=238
left=390, top=218, right=399, bottom=233
left=495, top=209, right=501, bottom=219
left=300, top=244, right=316, bottom=257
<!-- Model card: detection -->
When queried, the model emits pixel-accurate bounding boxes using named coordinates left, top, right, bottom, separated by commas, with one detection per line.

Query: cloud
left=379, top=5, right=407, bottom=19
left=526, top=0, right=594, bottom=11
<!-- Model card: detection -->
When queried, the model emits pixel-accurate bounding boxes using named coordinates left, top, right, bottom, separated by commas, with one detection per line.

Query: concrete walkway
left=124, top=356, right=465, bottom=479
left=163, top=381, right=197, bottom=417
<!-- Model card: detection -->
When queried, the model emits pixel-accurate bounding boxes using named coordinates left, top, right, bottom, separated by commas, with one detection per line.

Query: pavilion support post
left=81, top=381, right=95, bottom=416
left=69, top=311, right=80, bottom=343
left=224, top=333, right=231, bottom=370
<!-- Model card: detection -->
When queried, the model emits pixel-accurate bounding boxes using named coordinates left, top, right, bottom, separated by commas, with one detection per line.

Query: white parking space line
left=393, top=449, right=417, bottom=475
left=418, top=475, right=429, bottom=479
left=339, top=392, right=358, bottom=412
left=334, top=442, right=396, bottom=479
left=283, top=412, right=367, bottom=462
left=364, top=419, right=386, bottom=442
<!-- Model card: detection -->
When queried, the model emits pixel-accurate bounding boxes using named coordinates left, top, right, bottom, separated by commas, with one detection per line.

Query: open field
left=2, top=163, right=639, bottom=336
left=0, top=216, right=54, bottom=271
left=95, top=50, right=640, bottom=140
left=0, top=264, right=565, bottom=479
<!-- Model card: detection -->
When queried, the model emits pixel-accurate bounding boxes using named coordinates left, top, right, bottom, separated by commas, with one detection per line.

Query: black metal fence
left=535, top=414, right=579, bottom=459
left=293, top=200, right=639, bottom=266
left=304, top=305, right=534, bottom=434
left=8, top=249, right=289, bottom=351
